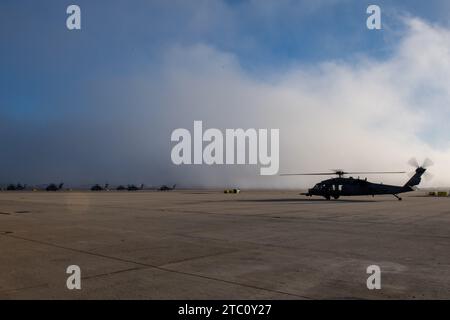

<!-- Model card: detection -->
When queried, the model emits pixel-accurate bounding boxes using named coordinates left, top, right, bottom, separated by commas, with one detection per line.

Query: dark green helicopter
left=91, top=183, right=109, bottom=191
left=6, top=183, right=27, bottom=191
left=158, top=184, right=176, bottom=191
left=281, top=158, right=432, bottom=201
left=127, top=184, right=144, bottom=191
left=46, top=183, right=64, bottom=191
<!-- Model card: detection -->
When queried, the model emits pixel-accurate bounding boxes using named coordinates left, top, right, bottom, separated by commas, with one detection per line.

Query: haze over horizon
left=1, top=0, right=450, bottom=188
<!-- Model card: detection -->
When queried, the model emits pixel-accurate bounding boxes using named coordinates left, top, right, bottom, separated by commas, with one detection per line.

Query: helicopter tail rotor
left=405, top=158, right=433, bottom=187
left=408, top=157, right=433, bottom=169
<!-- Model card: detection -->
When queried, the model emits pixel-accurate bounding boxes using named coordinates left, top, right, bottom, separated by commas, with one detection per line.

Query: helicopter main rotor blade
left=280, top=173, right=340, bottom=176
left=343, top=171, right=405, bottom=175
left=280, top=171, right=405, bottom=176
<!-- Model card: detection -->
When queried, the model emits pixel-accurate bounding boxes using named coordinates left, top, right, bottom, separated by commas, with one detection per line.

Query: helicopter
left=91, top=183, right=109, bottom=191
left=281, top=158, right=432, bottom=201
left=46, top=183, right=64, bottom=191
left=158, top=184, right=176, bottom=191
left=6, top=183, right=27, bottom=191
left=127, top=184, right=144, bottom=191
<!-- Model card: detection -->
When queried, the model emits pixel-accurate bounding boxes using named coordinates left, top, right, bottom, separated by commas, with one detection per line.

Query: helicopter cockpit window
left=313, top=183, right=324, bottom=190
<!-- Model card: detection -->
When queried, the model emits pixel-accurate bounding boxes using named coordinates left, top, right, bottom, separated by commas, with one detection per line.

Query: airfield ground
left=0, top=190, right=449, bottom=299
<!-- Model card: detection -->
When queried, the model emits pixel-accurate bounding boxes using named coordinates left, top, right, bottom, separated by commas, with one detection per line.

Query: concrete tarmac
left=0, top=190, right=449, bottom=299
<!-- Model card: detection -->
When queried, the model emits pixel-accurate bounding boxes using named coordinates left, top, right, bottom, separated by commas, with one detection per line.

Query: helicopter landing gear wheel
left=333, top=195, right=340, bottom=200
left=325, top=195, right=331, bottom=200
left=393, top=194, right=402, bottom=201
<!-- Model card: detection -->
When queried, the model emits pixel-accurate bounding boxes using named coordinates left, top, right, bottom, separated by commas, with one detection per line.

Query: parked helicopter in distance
left=6, top=183, right=27, bottom=191
left=91, top=183, right=109, bottom=191
left=127, top=184, right=144, bottom=191
left=281, top=158, right=432, bottom=201
left=46, top=183, right=64, bottom=191
left=158, top=184, right=176, bottom=191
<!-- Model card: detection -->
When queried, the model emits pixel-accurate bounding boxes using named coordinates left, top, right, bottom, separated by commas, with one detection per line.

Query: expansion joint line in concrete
left=0, top=232, right=311, bottom=299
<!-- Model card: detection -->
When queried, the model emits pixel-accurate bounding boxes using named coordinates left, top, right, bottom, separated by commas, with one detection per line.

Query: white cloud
left=139, top=17, right=450, bottom=188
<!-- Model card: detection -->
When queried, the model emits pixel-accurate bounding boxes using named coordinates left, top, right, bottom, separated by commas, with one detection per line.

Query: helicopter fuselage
left=303, top=177, right=412, bottom=200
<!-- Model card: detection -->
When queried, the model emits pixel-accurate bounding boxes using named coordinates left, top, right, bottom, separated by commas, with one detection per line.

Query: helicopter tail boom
left=403, top=167, right=426, bottom=189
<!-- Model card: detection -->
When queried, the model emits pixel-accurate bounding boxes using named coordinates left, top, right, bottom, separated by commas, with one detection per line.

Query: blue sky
left=1, top=0, right=448, bottom=120
left=1, top=0, right=450, bottom=186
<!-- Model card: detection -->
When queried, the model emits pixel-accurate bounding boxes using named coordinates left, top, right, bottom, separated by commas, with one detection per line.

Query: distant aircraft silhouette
left=158, top=184, right=176, bottom=191
left=6, top=183, right=27, bottom=191
left=91, top=183, right=109, bottom=191
left=46, top=183, right=64, bottom=191
left=127, top=184, right=144, bottom=191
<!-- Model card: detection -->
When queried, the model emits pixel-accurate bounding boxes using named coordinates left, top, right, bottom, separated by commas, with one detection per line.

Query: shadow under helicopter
left=238, top=198, right=388, bottom=204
